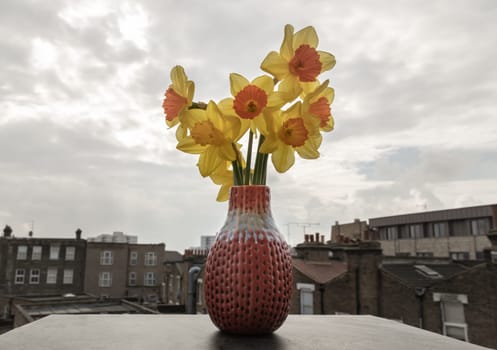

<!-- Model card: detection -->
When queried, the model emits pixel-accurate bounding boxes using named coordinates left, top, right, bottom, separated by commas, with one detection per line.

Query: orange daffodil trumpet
left=261, top=24, right=336, bottom=99
left=162, top=24, right=336, bottom=201
left=162, top=66, right=195, bottom=128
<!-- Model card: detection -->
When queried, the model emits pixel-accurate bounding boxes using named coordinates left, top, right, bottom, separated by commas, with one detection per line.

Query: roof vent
left=414, top=265, right=443, bottom=279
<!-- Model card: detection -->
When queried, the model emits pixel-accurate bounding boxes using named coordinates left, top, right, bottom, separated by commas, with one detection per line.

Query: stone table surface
left=0, top=314, right=491, bottom=350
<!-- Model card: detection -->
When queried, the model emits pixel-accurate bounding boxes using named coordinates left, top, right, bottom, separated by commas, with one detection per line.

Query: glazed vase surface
left=204, top=185, right=292, bottom=334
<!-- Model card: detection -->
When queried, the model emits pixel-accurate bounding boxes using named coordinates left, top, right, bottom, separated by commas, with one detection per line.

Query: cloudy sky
left=1, top=0, right=496, bottom=251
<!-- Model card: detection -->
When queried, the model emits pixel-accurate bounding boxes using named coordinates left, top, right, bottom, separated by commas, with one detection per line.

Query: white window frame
left=15, top=269, right=25, bottom=284
left=46, top=267, right=57, bottom=284
left=63, top=269, right=74, bottom=284
left=100, top=251, right=113, bottom=265
left=32, top=246, right=42, bottom=260
left=129, top=272, right=137, bottom=286
left=129, top=251, right=138, bottom=266
left=65, top=246, right=75, bottom=261
left=99, top=272, right=112, bottom=287
left=144, top=272, right=156, bottom=286
left=144, top=252, right=157, bottom=266
left=297, top=283, right=315, bottom=315
left=50, top=245, right=60, bottom=260
left=29, top=269, right=40, bottom=284
left=17, top=246, right=28, bottom=260
left=433, top=293, right=469, bottom=342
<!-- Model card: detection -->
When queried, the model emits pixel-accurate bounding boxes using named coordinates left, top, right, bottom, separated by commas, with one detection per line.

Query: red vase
left=204, top=185, right=293, bottom=334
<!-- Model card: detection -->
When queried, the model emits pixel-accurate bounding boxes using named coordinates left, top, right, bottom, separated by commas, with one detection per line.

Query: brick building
left=379, top=233, right=497, bottom=348
left=369, top=203, right=496, bottom=259
left=290, top=234, right=382, bottom=315
left=0, top=228, right=86, bottom=318
left=84, top=241, right=165, bottom=303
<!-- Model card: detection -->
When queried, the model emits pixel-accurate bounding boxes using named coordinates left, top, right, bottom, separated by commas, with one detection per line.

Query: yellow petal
left=176, top=136, right=206, bottom=154
left=216, top=184, right=230, bottom=202
left=296, top=135, right=321, bottom=159
left=267, top=91, right=287, bottom=110
left=293, top=26, right=318, bottom=49
left=186, top=81, right=195, bottom=105
left=271, top=145, right=295, bottom=173
left=260, top=52, right=289, bottom=81
left=171, top=66, right=187, bottom=95
left=218, top=142, right=237, bottom=161
left=181, top=109, right=206, bottom=129
left=259, top=134, right=279, bottom=153
left=280, top=24, right=294, bottom=61
left=230, top=73, right=250, bottom=97
left=206, top=101, right=224, bottom=131
left=252, top=75, right=274, bottom=96
left=175, top=124, right=187, bottom=141
left=198, top=147, right=223, bottom=177
left=218, top=98, right=236, bottom=116
left=278, top=75, right=302, bottom=101
left=318, top=51, right=336, bottom=72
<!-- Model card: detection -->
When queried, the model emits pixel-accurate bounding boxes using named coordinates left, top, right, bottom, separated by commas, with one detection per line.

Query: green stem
left=244, top=131, right=254, bottom=185
left=253, top=134, right=266, bottom=185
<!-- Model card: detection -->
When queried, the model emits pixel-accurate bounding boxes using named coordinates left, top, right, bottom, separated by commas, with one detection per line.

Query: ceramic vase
left=204, top=185, right=293, bottom=334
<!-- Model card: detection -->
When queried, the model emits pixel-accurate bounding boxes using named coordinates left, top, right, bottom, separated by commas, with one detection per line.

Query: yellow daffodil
left=218, top=73, right=286, bottom=136
left=176, top=101, right=241, bottom=177
left=302, top=79, right=335, bottom=132
left=260, top=24, right=335, bottom=99
left=162, top=65, right=195, bottom=128
left=260, top=102, right=322, bottom=173
left=210, top=162, right=234, bottom=202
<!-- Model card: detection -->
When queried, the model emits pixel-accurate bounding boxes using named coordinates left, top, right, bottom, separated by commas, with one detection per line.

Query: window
left=433, top=293, right=469, bottom=341
left=144, top=252, right=157, bottom=266
left=46, top=267, right=57, bottom=284
left=17, top=246, right=28, bottom=260
left=471, top=218, right=490, bottom=236
left=50, top=246, right=60, bottom=260
left=100, top=251, right=113, bottom=265
left=386, top=227, right=398, bottom=240
left=475, top=251, right=485, bottom=260
left=129, top=251, right=138, bottom=266
left=30, top=269, right=40, bottom=284
left=442, top=301, right=468, bottom=341
left=416, top=252, right=434, bottom=258
left=63, top=269, right=73, bottom=284
left=297, top=283, right=315, bottom=315
left=99, top=272, right=112, bottom=287
left=15, top=269, right=25, bottom=284
left=32, top=246, right=42, bottom=260
left=129, top=272, right=137, bottom=286
left=450, top=252, right=469, bottom=261
left=144, top=272, right=156, bottom=286
left=433, top=222, right=448, bottom=238
left=65, top=246, right=75, bottom=261
left=409, top=224, right=423, bottom=239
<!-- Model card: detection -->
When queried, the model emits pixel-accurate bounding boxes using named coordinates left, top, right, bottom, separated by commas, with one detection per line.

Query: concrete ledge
left=0, top=314, right=490, bottom=349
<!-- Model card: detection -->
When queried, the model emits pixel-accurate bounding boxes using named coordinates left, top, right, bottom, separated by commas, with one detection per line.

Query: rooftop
left=0, top=314, right=490, bottom=349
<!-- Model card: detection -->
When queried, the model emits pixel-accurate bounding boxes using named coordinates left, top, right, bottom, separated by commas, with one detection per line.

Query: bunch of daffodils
left=162, top=24, right=335, bottom=201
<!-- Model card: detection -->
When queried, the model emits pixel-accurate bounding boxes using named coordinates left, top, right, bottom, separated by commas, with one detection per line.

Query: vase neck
left=228, top=185, right=271, bottom=214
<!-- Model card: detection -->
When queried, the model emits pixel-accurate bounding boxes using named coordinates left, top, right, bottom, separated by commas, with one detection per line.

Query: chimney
left=75, top=228, right=82, bottom=240
left=315, top=232, right=319, bottom=243
left=309, top=235, right=314, bottom=243
left=304, top=234, right=309, bottom=243
left=29, top=231, right=33, bottom=237
left=321, top=235, right=325, bottom=244
left=3, top=225, right=12, bottom=238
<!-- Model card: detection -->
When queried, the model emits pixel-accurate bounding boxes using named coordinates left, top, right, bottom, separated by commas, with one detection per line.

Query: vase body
left=204, top=185, right=293, bottom=334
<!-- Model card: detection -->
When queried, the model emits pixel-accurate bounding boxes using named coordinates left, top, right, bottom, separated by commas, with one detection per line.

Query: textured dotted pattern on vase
left=205, top=232, right=292, bottom=334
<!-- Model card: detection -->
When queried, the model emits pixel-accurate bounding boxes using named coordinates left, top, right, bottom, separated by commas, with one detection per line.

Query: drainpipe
left=319, top=284, right=325, bottom=314
left=186, top=266, right=201, bottom=314
left=415, top=287, right=426, bottom=329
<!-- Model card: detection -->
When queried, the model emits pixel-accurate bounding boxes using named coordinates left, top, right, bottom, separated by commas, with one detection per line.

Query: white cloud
left=1, top=0, right=496, bottom=251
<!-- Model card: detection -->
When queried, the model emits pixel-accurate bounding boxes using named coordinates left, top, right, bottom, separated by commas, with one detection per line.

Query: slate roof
left=293, top=259, right=348, bottom=284
left=381, top=263, right=469, bottom=288
left=164, top=250, right=183, bottom=262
